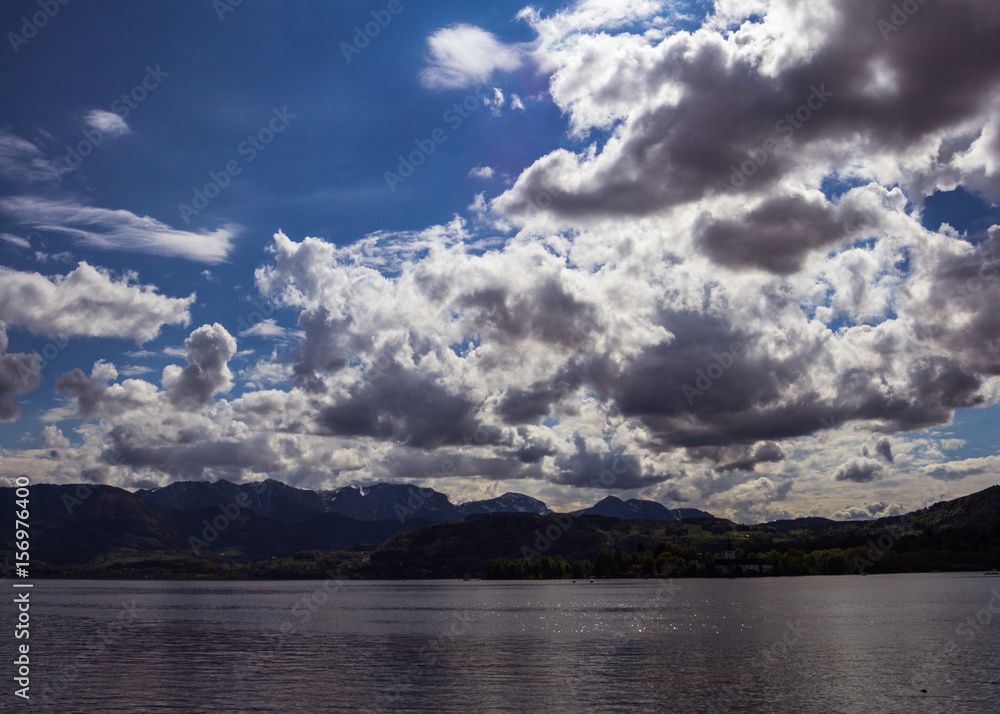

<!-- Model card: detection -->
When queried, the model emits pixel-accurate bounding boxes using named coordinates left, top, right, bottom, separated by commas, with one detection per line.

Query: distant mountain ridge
left=460, top=492, right=552, bottom=516
left=573, top=495, right=713, bottom=522
left=135, top=479, right=561, bottom=524
left=135, top=479, right=698, bottom=523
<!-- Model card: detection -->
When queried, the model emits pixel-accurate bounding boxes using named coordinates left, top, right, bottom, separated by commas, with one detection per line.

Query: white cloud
left=0, top=128, right=66, bottom=184
left=42, top=425, right=70, bottom=449
left=34, top=251, right=73, bottom=263
left=0, top=263, right=193, bottom=342
left=118, top=365, right=153, bottom=377
left=469, top=166, right=495, bottom=180
left=420, top=25, right=522, bottom=89
left=238, top=318, right=289, bottom=340
left=830, top=501, right=905, bottom=521
left=1, top=233, right=30, bottom=249
left=241, top=352, right=294, bottom=388
left=0, top=196, right=237, bottom=263
left=84, top=109, right=130, bottom=138
left=518, top=0, right=665, bottom=40
left=920, top=455, right=1000, bottom=482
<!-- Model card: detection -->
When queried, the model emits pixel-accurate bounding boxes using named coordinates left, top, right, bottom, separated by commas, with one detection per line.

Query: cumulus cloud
left=697, top=193, right=878, bottom=275
left=518, top=0, right=665, bottom=50
left=724, top=476, right=794, bottom=523
left=710, top=441, right=785, bottom=473
left=920, top=455, right=1000, bottom=482
left=421, top=25, right=522, bottom=89
left=84, top=110, right=130, bottom=137
left=0, top=196, right=237, bottom=263
left=56, top=360, right=158, bottom=418
left=105, top=436, right=281, bottom=481
left=162, top=324, right=238, bottom=410
left=834, top=457, right=889, bottom=483
left=42, top=425, right=70, bottom=449
left=241, top=352, right=294, bottom=388
left=831, top=501, right=905, bottom=521
left=0, top=262, right=193, bottom=342
left=469, top=166, right=495, bottom=180
left=493, top=0, right=1000, bottom=266
left=0, top=323, right=41, bottom=422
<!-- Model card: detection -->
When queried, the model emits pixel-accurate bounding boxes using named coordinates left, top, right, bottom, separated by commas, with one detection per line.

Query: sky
left=1, top=0, right=999, bottom=523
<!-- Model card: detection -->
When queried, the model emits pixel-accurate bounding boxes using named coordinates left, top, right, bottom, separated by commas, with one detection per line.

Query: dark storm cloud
left=659, top=484, right=690, bottom=503
left=834, top=457, right=887, bottom=483
left=491, top=310, right=831, bottom=448
left=0, top=325, right=40, bottom=421
left=543, top=311, right=990, bottom=449
left=513, top=443, right=557, bottom=463
left=549, top=438, right=670, bottom=490
left=55, top=364, right=146, bottom=418
left=498, top=362, right=586, bottom=424
left=457, top=276, right=599, bottom=349
left=498, top=39, right=798, bottom=217
left=316, top=361, right=486, bottom=448
left=698, top=196, right=874, bottom=274
left=708, top=441, right=786, bottom=473
left=379, top=448, right=543, bottom=483
left=104, top=431, right=278, bottom=480
left=915, top=227, right=1000, bottom=375
left=510, top=428, right=559, bottom=464
left=55, top=368, right=110, bottom=418
left=293, top=306, right=351, bottom=381
left=600, top=312, right=806, bottom=446
left=863, top=436, right=894, bottom=464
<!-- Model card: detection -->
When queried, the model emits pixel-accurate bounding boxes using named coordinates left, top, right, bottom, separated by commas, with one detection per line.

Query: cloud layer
left=12, top=0, right=1000, bottom=521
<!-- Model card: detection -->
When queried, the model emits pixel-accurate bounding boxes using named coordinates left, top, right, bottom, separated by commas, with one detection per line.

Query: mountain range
left=3, top=479, right=997, bottom=578
left=134, top=479, right=689, bottom=524
left=573, top=495, right=712, bottom=521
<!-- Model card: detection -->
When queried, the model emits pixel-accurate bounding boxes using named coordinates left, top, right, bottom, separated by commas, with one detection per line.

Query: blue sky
left=0, top=0, right=574, bottom=425
left=1, top=0, right=999, bottom=521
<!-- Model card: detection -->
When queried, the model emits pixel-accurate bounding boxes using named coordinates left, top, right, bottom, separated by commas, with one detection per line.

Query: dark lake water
left=14, top=574, right=1000, bottom=712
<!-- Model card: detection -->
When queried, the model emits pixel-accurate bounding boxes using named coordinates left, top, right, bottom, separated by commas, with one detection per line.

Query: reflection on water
left=20, top=574, right=1000, bottom=712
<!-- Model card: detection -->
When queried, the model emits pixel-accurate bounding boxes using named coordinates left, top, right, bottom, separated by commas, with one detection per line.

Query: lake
left=21, top=574, right=1000, bottom=712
